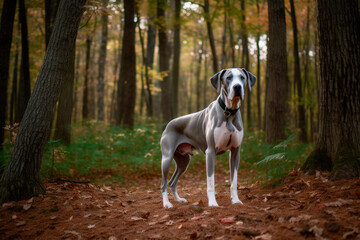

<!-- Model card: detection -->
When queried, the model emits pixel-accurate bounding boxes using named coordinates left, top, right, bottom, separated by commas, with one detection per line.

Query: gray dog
left=160, top=68, right=256, bottom=208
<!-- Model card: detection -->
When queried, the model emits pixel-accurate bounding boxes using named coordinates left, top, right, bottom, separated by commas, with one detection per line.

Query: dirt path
left=1, top=171, right=360, bottom=240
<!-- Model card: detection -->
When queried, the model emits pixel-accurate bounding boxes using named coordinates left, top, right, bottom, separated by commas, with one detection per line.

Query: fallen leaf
left=64, top=230, right=81, bottom=239
left=160, top=214, right=169, bottom=220
left=289, top=214, right=311, bottom=223
left=108, top=236, right=117, bottom=240
left=191, top=215, right=203, bottom=221
left=324, top=199, right=353, bottom=207
left=12, top=215, right=17, bottom=220
left=131, top=216, right=145, bottom=221
left=87, top=224, right=96, bottom=229
left=220, top=217, right=235, bottom=223
left=342, top=228, right=358, bottom=239
left=165, top=220, right=174, bottom=225
left=16, top=221, right=26, bottom=227
left=27, top=197, right=33, bottom=203
left=2, top=202, right=14, bottom=208
left=50, top=216, right=57, bottom=220
left=23, top=203, right=32, bottom=210
left=255, top=233, right=272, bottom=240
left=178, top=224, right=183, bottom=229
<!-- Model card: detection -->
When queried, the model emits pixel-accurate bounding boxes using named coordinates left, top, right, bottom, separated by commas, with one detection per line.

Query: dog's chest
left=213, top=122, right=243, bottom=153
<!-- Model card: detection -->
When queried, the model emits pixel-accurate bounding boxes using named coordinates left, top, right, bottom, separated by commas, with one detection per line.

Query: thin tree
left=265, top=0, right=288, bottom=143
left=145, top=15, right=156, bottom=117
left=240, top=0, right=251, bottom=128
left=203, top=0, right=218, bottom=73
left=157, top=0, right=172, bottom=121
left=45, top=0, right=60, bottom=48
left=171, top=0, right=181, bottom=117
left=116, top=0, right=136, bottom=127
left=0, top=0, right=86, bottom=204
left=255, top=0, right=261, bottom=130
left=289, top=0, right=306, bottom=142
left=302, top=0, right=360, bottom=180
left=16, top=0, right=31, bottom=123
left=82, top=34, right=92, bottom=122
left=0, top=0, right=17, bottom=147
left=97, top=0, right=109, bottom=121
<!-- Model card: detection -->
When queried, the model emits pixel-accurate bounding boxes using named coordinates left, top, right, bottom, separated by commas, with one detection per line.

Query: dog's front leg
left=206, top=148, right=219, bottom=207
left=229, top=147, right=243, bottom=204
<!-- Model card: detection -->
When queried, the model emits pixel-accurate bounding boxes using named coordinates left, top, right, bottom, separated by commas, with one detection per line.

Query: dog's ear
left=241, top=68, right=256, bottom=92
left=210, top=69, right=227, bottom=93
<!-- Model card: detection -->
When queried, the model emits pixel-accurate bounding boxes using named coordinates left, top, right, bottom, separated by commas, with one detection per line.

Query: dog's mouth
left=231, top=96, right=241, bottom=106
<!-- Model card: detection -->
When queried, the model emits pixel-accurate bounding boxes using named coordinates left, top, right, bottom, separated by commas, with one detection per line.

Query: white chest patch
left=213, top=122, right=243, bottom=153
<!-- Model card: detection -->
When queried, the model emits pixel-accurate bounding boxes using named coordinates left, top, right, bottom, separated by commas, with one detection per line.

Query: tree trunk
left=157, top=0, right=172, bottom=122
left=16, top=0, right=31, bottom=124
left=302, top=0, right=360, bottom=180
left=82, top=35, right=92, bottom=122
left=256, top=0, right=261, bottom=130
left=45, top=0, right=60, bottom=49
left=240, top=0, right=251, bottom=129
left=144, top=16, right=156, bottom=117
left=116, top=0, right=136, bottom=127
left=0, top=0, right=16, bottom=146
left=97, top=0, right=109, bottom=121
left=53, top=47, right=76, bottom=145
left=195, top=41, right=203, bottom=111
left=221, top=0, right=228, bottom=69
left=73, top=48, right=81, bottom=123
left=172, top=0, right=181, bottom=117
left=265, top=0, right=288, bottom=143
left=10, top=34, right=20, bottom=124
left=204, top=0, right=218, bottom=74
left=290, top=0, right=306, bottom=142
left=0, top=0, right=86, bottom=204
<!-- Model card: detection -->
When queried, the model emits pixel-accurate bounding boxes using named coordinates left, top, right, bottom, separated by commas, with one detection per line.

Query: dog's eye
left=240, top=76, right=245, bottom=80
left=226, top=76, right=231, bottom=81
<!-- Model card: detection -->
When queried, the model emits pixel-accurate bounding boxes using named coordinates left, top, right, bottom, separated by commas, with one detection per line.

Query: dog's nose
left=233, top=85, right=242, bottom=96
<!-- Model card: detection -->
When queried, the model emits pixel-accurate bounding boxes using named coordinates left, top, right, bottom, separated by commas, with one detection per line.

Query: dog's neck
left=217, top=96, right=239, bottom=118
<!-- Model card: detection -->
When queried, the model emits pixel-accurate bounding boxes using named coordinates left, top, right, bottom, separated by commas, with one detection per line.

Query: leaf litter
left=1, top=171, right=360, bottom=239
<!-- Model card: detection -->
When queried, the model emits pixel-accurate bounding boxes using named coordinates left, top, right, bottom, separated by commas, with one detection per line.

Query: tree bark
left=240, top=0, right=251, bottom=128
left=265, top=0, right=288, bottom=143
left=302, top=0, right=360, bottom=180
left=10, top=33, right=20, bottom=124
left=97, top=0, right=109, bottom=121
left=144, top=15, right=156, bottom=117
left=0, top=0, right=16, bottom=146
left=0, top=0, right=86, bottom=204
left=195, top=41, right=203, bottom=111
left=172, top=0, right=181, bottom=117
left=45, top=0, right=60, bottom=49
left=289, top=0, right=306, bottom=142
left=82, top=35, right=92, bottom=122
left=16, top=0, right=31, bottom=124
left=53, top=47, right=76, bottom=145
left=157, top=0, right=172, bottom=122
left=204, top=0, right=218, bottom=73
left=116, top=0, right=136, bottom=127
left=256, top=0, right=261, bottom=130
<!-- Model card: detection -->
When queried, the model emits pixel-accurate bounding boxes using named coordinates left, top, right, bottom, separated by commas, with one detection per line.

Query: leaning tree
left=0, top=0, right=86, bottom=203
left=302, top=0, right=360, bottom=180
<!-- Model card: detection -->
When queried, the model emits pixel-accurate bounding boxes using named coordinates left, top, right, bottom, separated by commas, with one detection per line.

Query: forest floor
left=1, top=169, right=360, bottom=240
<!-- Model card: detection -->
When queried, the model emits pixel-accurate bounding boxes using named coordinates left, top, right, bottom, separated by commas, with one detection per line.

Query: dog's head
left=210, top=68, right=256, bottom=109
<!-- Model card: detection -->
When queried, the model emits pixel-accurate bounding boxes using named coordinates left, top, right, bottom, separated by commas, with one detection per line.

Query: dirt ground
left=1, top=170, right=360, bottom=240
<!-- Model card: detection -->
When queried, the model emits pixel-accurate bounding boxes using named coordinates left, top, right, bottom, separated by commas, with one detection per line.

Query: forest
left=0, top=0, right=360, bottom=239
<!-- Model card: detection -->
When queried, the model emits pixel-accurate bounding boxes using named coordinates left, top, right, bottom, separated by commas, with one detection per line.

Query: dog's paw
left=208, top=200, right=219, bottom=207
left=176, top=197, right=187, bottom=203
left=163, top=201, right=173, bottom=208
left=232, top=199, right=243, bottom=205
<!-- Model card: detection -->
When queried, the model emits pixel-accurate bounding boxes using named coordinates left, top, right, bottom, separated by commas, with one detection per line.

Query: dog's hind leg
left=168, top=152, right=190, bottom=203
left=161, top=154, right=174, bottom=208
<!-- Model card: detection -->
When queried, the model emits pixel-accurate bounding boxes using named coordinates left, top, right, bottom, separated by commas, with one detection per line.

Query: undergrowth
left=1, top=121, right=313, bottom=186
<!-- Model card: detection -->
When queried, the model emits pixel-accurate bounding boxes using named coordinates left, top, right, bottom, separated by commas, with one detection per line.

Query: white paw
left=163, top=201, right=173, bottom=208
left=208, top=200, right=219, bottom=207
left=176, top=197, right=187, bottom=203
left=232, top=199, right=243, bottom=205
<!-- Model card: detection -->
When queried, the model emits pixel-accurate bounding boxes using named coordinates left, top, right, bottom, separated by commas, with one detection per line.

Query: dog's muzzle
left=233, top=85, right=242, bottom=100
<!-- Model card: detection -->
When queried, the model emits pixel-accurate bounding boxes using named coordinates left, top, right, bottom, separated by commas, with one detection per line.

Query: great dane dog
left=160, top=68, right=256, bottom=208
